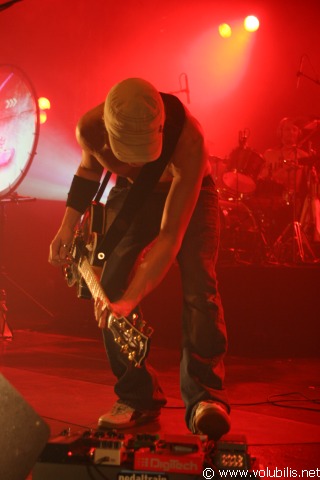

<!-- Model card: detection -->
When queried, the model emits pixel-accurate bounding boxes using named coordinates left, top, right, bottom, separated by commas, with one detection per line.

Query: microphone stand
left=169, top=73, right=190, bottom=104
left=297, top=71, right=320, bottom=86
left=0, top=192, right=55, bottom=340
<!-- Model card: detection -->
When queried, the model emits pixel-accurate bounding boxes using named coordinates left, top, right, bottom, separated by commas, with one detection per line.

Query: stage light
left=38, top=97, right=50, bottom=110
left=218, top=23, right=232, bottom=38
left=38, top=97, right=50, bottom=125
left=244, top=16, right=260, bottom=32
left=39, top=111, right=47, bottom=124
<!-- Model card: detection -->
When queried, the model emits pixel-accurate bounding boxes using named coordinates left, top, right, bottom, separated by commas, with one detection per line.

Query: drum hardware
left=300, top=161, right=320, bottom=243
left=270, top=152, right=319, bottom=264
left=272, top=220, right=318, bottom=264
left=218, top=197, right=270, bottom=265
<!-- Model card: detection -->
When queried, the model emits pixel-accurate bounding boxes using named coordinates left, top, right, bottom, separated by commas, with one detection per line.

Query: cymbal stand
left=0, top=200, right=13, bottom=339
left=300, top=156, right=320, bottom=244
left=0, top=288, right=11, bottom=338
left=0, top=193, right=55, bottom=340
left=272, top=154, right=318, bottom=264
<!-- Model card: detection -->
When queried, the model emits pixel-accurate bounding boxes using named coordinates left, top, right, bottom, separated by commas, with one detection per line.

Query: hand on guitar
left=94, top=298, right=109, bottom=329
left=94, top=297, right=135, bottom=329
left=48, top=206, right=83, bottom=266
left=48, top=227, right=74, bottom=266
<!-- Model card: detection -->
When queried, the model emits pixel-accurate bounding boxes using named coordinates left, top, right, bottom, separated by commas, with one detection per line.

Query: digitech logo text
left=137, top=457, right=199, bottom=472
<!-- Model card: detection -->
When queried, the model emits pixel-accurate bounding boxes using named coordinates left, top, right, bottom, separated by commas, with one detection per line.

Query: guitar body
left=65, top=202, right=104, bottom=299
left=63, top=201, right=153, bottom=367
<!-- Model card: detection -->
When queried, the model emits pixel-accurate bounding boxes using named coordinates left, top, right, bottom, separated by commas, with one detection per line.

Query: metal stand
left=0, top=289, right=12, bottom=339
left=0, top=194, right=55, bottom=340
left=300, top=164, right=320, bottom=243
left=271, top=155, right=318, bottom=265
left=272, top=220, right=317, bottom=264
left=0, top=200, right=13, bottom=339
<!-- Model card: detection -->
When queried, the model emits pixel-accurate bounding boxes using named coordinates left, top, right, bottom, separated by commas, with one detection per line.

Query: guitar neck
left=78, top=257, right=106, bottom=304
left=65, top=220, right=151, bottom=367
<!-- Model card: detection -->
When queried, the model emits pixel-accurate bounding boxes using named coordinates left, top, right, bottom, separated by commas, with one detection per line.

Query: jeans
left=100, top=175, right=229, bottom=430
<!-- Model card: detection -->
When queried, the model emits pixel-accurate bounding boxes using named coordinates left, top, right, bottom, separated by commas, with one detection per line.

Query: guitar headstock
left=107, top=312, right=153, bottom=367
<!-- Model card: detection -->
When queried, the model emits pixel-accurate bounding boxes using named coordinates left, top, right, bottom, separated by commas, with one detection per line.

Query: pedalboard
left=33, top=429, right=259, bottom=480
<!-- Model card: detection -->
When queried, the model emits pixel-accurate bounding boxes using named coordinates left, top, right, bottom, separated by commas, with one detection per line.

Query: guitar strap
left=94, top=170, right=112, bottom=203
left=94, top=93, right=186, bottom=265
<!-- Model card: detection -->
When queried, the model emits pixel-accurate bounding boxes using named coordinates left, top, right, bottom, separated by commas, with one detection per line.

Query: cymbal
left=303, top=119, right=320, bottom=130
left=223, top=171, right=256, bottom=194
left=298, top=155, right=320, bottom=166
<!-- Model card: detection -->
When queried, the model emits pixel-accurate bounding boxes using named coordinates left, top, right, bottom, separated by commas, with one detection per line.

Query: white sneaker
left=191, top=401, right=230, bottom=440
left=98, top=401, right=161, bottom=429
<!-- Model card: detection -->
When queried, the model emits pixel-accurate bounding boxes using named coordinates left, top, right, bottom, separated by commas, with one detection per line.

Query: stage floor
left=1, top=328, right=319, bottom=479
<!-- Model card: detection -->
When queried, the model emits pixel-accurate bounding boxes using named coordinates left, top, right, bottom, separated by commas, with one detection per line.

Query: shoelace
left=110, top=402, right=133, bottom=416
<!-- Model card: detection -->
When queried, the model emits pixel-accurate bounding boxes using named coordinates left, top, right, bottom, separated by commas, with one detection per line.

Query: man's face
left=281, top=122, right=300, bottom=146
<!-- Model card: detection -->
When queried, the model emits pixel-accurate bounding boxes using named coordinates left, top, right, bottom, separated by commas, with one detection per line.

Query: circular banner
left=0, top=64, right=39, bottom=198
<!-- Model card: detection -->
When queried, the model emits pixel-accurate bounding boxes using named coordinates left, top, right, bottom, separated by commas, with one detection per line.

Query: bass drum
left=219, top=199, right=264, bottom=264
left=223, top=147, right=264, bottom=195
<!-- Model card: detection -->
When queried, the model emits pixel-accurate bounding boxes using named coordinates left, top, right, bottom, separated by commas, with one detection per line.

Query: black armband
left=66, top=175, right=100, bottom=213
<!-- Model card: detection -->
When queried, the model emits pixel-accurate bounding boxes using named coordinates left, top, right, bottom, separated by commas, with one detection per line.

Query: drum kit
left=212, top=130, right=320, bottom=265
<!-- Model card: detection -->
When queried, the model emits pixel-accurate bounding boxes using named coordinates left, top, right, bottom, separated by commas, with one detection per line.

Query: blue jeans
left=100, top=175, right=229, bottom=430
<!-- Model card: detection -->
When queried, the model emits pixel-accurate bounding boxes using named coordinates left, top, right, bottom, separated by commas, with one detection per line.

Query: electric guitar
left=63, top=203, right=153, bottom=367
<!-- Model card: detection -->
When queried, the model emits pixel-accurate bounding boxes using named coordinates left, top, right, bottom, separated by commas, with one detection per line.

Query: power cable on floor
left=231, top=391, right=320, bottom=412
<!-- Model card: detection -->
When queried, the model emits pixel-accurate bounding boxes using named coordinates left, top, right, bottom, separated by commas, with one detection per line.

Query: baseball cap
left=104, top=78, right=165, bottom=163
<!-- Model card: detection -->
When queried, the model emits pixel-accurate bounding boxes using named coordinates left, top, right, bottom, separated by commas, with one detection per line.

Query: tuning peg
left=130, top=312, right=140, bottom=327
left=118, top=319, right=125, bottom=329
left=139, top=320, right=146, bottom=330
left=63, top=266, right=71, bottom=279
left=145, top=326, right=154, bottom=337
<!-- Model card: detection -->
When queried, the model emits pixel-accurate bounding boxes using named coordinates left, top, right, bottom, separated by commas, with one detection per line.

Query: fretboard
left=78, top=257, right=106, bottom=303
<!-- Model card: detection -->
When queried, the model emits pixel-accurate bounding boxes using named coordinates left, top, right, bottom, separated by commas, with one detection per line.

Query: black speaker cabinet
left=0, top=374, right=50, bottom=480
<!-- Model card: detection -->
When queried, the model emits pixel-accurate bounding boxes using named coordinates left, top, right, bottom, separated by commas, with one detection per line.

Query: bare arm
left=108, top=113, right=208, bottom=318
left=48, top=124, right=104, bottom=266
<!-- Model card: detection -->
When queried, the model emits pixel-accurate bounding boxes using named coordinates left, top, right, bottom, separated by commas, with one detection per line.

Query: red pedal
left=134, top=434, right=206, bottom=474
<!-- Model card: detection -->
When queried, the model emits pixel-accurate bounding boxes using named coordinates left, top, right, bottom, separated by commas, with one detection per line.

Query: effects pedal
left=133, top=434, right=206, bottom=475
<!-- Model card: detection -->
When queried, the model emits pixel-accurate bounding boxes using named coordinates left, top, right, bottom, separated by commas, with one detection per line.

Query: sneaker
left=191, top=401, right=231, bottom=440
left=98, top=401, right=161, bottom=429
